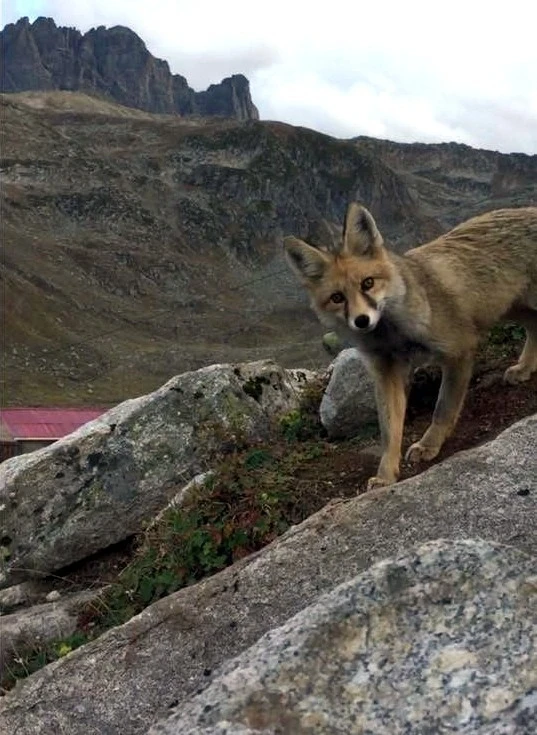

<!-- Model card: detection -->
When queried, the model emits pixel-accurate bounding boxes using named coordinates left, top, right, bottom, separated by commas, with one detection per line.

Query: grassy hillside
left=2, top=91, right=536, bottom=406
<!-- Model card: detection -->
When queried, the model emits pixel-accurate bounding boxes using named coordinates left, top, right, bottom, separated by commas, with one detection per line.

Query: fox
left=284, top=202, right=537, bottom=490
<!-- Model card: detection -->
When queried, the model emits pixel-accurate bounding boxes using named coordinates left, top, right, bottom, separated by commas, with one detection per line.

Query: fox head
left=284, top=203, right=403, bottom=335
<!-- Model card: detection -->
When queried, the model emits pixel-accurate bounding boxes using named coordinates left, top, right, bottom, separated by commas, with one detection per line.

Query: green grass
left=88, top=437, right=327, bottom=625
left=2, top=631, right=91, bottom=690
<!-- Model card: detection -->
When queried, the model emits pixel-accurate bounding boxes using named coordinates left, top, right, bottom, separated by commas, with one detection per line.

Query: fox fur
left=284, top=202, right=537, bottom=489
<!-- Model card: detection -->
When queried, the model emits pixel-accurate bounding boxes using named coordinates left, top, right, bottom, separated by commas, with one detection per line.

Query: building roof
left=0, top=408, right=106, bottom=441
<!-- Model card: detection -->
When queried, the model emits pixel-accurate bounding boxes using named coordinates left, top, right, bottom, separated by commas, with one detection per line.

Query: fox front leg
left=366, top=360, right=410, bottom=490
left=406, top=354, right=474, bottom=464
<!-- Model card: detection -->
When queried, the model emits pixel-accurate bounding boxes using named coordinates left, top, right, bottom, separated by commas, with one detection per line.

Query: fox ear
left=284, top=236, right=330, bottom=282
left=342, top=202, right=384, bottom=256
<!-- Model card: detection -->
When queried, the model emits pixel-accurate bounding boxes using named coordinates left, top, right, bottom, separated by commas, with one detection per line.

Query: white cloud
left=3, top=0, right=537, bottom=153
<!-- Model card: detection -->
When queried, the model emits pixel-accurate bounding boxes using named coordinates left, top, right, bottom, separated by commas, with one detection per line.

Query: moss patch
left=242, top=375, right=270, bottom=402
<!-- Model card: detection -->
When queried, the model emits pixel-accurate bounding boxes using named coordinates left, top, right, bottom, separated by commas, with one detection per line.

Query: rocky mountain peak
left=0, top=16, right=259, bottom=120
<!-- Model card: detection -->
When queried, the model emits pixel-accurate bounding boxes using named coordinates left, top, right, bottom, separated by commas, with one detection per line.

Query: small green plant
left=278, top=377, right=326, bottom=442
left=71, top=446, right=306, bottom=639
left=2, top=631, right=91, bottom=691
left=476, top=321, right=526, bottom=368
left=300, top=443, right=324, bottom=460
left=279, top=409, right=305, bottom=441
left=244, top=448, right=273, bottom=469
left=487, top=322, right=525, bottom=346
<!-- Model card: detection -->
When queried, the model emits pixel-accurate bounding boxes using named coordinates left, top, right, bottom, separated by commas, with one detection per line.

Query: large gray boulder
left=0, top=413, right=535, bottom=735
left=0, top=360, right=314, bottom=589
left=320, top=348, right=377, bottom=438
left=151, top=538, right=537, bottom=734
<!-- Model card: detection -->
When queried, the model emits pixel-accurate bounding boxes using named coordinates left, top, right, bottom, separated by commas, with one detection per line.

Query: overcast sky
left=3, top=0, right=537, bottom=154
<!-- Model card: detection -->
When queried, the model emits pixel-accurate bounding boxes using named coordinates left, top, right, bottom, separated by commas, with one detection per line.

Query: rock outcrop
left=152, top=539, right=537, bottom=734
left=0, top=17, right=259, bottom=120
left=355, top=136, right=537, bottom=227
left=1, top=412, right=535, bottom=735
left=0, top=360, right=314, bottom=588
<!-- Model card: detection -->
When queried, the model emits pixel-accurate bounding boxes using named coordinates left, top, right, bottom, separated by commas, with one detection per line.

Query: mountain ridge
left=0, top=16, right=259, bottom=120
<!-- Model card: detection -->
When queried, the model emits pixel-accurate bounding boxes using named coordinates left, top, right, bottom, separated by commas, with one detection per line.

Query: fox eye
left=330, top=291, right=346, bottom=304
left=361, top=277, right=374, bottom=291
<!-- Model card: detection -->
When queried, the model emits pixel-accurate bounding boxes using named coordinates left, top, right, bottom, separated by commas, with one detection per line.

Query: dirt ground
left=306, top=368, right=537, bottom=493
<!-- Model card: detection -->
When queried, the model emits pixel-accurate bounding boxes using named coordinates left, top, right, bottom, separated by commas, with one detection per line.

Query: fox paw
left=405, top=442, right=440, bottom=464
left=366, top=475, right=396, bottom=491
left=503, top=364, right=534, bottom=385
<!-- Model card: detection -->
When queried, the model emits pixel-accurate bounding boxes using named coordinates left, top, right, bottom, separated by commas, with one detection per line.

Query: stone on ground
left=320, top=348, right=377, bottom=438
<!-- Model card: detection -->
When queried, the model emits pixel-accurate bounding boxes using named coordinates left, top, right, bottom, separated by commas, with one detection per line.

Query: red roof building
left=0, top=408, right=107, bottom=461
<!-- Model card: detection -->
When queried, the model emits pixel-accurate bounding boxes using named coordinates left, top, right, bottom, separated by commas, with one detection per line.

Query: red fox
left=285, top=202, right=537, bottom=489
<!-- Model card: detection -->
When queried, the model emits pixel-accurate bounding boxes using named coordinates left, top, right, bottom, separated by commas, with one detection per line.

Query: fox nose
left=354, top=314, right=370, bottom=329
